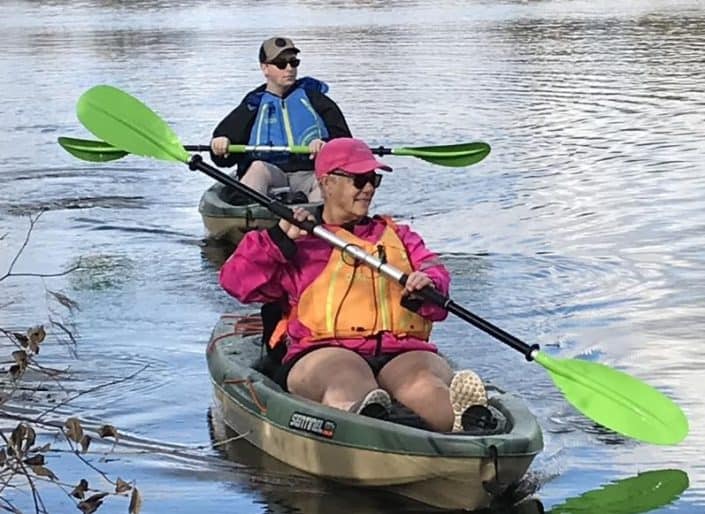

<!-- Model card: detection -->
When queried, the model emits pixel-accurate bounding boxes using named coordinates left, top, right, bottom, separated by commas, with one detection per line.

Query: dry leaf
left=78, top=492, right=109, bottom=514
left=98, top=425, right=118, bottom=440
left=65, top=417, right=84, bottom=443
left=25, top=425, right=36, bottom=451
left=128, top=487, right=142, bottom=514
left=80, top=434, right=91, bottom=453
left=0, top=449, right=6, bottom=467
left=23, top=454, right=44, bottom=466
left=48, top=290, right=80, bottom=312
left=27, top=325, right=46, bottom=345
left=10, top=422, right=27, bottom=450
left=9, top=364, right=23, bottom=380
left=10, top=422, right=34, bottom=454
left=115, top=477, right=132, bottom=494
left=31, top=465, right=58, bottom=480
left=12, top=331, right=29, bottom=347
left=71, top=478, right=89, bottom=499
left=11, top=350, right=28, bottom=369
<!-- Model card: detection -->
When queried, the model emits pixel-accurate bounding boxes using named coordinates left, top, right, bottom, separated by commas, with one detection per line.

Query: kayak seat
left=220, top=185, right=252, bottom=206
left=252, top=302, right=286, bottom=379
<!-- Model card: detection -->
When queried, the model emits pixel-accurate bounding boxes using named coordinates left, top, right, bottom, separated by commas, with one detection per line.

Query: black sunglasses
left=269, top=57, right=300, bottom=70
left=329, top=172, right=383, bottom=189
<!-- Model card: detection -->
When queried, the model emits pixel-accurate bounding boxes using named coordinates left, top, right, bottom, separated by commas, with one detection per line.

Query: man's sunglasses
left=329, top=172, right=383, bottom=189
left=269, top=58, right=301, bottom=70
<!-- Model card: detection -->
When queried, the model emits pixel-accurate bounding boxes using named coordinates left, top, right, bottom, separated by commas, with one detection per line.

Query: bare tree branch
left=0, top=211, right=44, bottom=282
left=1, top=213, right=140, bottom=513
left=3, top=267, right=82, bottom=280
left=0, top=213, right=82, bottom=282
left=35, top=364, right=149, bottom=422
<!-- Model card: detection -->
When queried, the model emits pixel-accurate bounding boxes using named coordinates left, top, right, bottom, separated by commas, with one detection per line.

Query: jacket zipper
left=281, top=99, right=295, bottom=146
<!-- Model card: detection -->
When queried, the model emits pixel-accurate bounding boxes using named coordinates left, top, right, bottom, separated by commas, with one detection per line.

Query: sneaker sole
left=450, top=370, right=488, bottom=432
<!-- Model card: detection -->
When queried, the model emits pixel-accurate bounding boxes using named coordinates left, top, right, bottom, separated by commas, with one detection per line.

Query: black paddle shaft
left=427, top=292, right=540, bottom=360
left=188, top=154, right=539, bottom=360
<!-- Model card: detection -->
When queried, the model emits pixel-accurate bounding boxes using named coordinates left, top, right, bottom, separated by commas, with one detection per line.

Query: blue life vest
left=246, top=78, right=330, bottom=166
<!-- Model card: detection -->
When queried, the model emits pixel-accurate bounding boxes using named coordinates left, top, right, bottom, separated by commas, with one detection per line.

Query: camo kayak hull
left=198, top=180, right=319, bottom=244
left=206, top=313, right=543, bottom=510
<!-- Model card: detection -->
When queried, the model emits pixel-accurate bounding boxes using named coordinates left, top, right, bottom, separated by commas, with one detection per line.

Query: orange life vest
left=294, top=219, right=433, bottom=342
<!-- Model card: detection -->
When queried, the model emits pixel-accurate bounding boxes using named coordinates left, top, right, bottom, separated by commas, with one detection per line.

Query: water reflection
left=549, top=468, right=688, bottom=514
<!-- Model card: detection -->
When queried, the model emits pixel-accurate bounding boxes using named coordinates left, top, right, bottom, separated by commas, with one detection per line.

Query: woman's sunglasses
left=329, top=172, right=383, bottom=189
left=269, top=58, right=301, bottom=70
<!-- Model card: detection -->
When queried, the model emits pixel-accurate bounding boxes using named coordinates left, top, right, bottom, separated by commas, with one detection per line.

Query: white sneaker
left=352, top=388, right=392, bottom=419
left=449, top=370, right=488, bottom=432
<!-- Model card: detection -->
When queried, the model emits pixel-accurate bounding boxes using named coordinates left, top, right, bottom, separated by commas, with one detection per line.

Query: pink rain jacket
left=219, top=217, right=451, bottom=363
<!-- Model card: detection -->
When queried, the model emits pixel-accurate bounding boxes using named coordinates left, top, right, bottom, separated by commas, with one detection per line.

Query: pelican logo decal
left=289, top=412, right=336, bottom=438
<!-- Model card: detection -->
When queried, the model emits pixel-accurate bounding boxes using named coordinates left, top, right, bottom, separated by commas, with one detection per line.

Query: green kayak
left=207, top=313, right=544, bottom=510
left=198, top=179, right=319, bottom=244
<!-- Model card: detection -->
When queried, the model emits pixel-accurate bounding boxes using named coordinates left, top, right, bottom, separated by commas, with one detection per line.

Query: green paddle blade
left=534, top=351, right=688, bottom=445
left=57, top=136, right=128, bottom=162
left=551, top=469, right=689, bottom=514
left=76, top=85, right=190, bottom=163
left=392, top=142, right=490, bottom=167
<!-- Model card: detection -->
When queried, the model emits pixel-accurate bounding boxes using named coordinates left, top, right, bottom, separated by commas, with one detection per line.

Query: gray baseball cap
left=259, top=37, right=300, bottom=63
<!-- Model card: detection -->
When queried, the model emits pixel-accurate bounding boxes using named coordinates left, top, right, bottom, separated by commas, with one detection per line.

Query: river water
left=1, top=0, right=704, bottom=512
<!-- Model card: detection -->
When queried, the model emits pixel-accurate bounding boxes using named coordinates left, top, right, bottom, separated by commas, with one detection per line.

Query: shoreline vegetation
left=1, top=211, right=142, bottom=514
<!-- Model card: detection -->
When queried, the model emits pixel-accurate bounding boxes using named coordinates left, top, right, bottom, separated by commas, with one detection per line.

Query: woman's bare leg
left=377, top=351, right=455, bottom=431
left=287, top=347, right=379, bottom=412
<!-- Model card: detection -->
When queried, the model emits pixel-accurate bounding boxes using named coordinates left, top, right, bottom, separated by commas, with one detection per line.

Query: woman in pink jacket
left=220, top=138, right=487, bottom=432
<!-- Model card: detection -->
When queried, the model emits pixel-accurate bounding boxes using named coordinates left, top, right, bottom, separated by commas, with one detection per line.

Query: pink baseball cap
left=315, top=138, right=392, bottom=178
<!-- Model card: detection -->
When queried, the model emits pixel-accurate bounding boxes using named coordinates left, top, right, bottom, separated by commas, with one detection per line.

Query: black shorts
left=274, top=346, right=404, bottom=392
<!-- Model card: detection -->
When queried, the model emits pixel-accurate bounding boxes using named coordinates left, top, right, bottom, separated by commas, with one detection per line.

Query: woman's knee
left=396, top=372, right=454, bottom=431
left=287, top=348, right=376, bottom=406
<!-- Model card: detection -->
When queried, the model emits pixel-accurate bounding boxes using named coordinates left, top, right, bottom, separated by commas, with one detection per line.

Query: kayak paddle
left=57, top=136, right=490, bottom=168
left=73, top=84, right=689, bottom=446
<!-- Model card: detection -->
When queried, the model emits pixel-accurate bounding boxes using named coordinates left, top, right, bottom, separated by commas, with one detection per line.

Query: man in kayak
left=219, top=138, right=488, bottom=432
left=210, top=36, right=352, bottom=203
